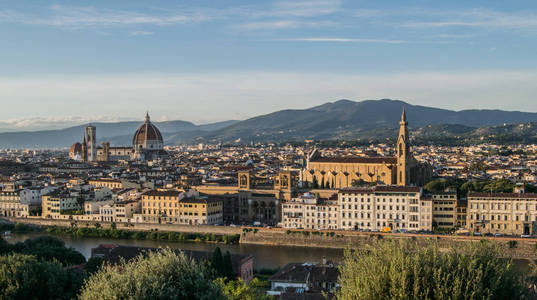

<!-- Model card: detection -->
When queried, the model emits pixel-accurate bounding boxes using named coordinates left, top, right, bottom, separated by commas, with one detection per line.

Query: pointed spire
left=401, top=107, right=406, bottom=122
left=145, top=111, right=150, bottom=123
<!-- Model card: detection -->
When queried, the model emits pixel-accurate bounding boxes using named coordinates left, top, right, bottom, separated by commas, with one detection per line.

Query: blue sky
left=0, top=0, right=536, bottom=131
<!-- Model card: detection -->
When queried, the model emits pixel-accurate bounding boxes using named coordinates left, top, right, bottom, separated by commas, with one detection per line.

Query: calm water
left=6, top=233, right=344, bottom=269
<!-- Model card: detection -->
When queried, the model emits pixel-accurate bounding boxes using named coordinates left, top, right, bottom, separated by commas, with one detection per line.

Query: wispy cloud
left=236, top=20, right=336, bottom=30
left=0, top=5, right=212, bottom=29
left=129, top=30, right=154, bottom=36
left=0, top=116, right=134, bottom=131
left=269, top=0, right=341, bottom=17
left=363, top=8, right=537, bottom=30
left=275, top=37, right=406, bottom=43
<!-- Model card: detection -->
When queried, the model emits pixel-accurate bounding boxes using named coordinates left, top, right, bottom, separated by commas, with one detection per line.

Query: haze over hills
left=2, top=99, right=537, bottom=148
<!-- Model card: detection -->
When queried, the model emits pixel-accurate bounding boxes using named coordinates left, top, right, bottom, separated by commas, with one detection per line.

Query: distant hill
left=0, top=120, right=238, bottom=149
left=196, top=99, right=537, bottom=143
left=2, top=99, right=537, bottom=148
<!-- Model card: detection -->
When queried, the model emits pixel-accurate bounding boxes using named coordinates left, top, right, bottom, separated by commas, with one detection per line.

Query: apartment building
left=142, top=190, right=184, bottom=224
left=0, top=190, right=29, bottom=218
left=281, top=192, right=339, bottom=230
left=141, top=189, right=222, bottom=225
left=431, top=192, right=457, bottom=229
left=42, top=191, right=82, bottom=219
left=89, top=179, right=123, bottom=189
left=456, top=200, right=468, bottom=228
left=467, top=191, right=537, bottom=236
left=338, top=186, right=431, bottom=232
left=178, top=197, right=223, bottom=225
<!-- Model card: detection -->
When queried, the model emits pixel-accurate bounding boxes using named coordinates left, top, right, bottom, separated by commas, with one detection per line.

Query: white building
left=282, top=192, right=339, bottom=230
left=338, top=186, right=432, bottom=232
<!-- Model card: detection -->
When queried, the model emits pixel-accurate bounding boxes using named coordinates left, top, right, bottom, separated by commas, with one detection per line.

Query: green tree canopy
left=337, top=240, right=525, bottom=300
left=216, top=278, right=271, bottom=300
left=0, top=253, right=85, bottom=300
left=7, top=236, right=85, bottom=266
left=79, top=248, right=224, bottom=300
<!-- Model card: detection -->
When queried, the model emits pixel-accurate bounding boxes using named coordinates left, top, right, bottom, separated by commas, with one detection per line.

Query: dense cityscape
left=2, top=110, right=537, bottom=298
left=2, top=0, right=537, bottom=299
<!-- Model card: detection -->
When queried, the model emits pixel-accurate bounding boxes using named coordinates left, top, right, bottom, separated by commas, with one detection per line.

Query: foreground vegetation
left=0, top=236, right=269, bottom=300
left=337, top=240, right=533, bottom=300
left=3, top=224, right=537, bottom=299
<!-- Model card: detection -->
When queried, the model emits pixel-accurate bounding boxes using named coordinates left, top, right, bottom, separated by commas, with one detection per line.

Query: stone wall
left=2, top=217, right=242, bottom=235
left=4, top=217, right=537, bottom=259
left=241, top=228, right=537, bottom=259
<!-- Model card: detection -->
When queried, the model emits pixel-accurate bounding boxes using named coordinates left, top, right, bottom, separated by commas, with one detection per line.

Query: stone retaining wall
left=4, top=217, right=537, bottom=259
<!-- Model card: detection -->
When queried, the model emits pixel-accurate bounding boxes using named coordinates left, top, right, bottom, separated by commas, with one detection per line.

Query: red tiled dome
left=70, top=142, right=82, bottom=154
left=132, top=113, right=163, bottom=146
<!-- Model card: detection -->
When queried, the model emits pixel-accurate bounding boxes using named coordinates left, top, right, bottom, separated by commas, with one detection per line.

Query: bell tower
left=396, top=108, right=409, bottom=186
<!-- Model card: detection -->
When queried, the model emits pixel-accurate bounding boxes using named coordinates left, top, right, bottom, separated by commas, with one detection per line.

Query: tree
left=79, top=249, right=224, bottom=300
left=0, top=253, right=85, bottom=300
left=12, top=236, right=85, bottom=266
left=212, top=247, right=225, bottom=277
left=216, top=278, right=272, bottom=300
left=84, top=257, right=105, bottom=275
left=337, top=240, right=526, bottom=300
left=223, top=251, right=235, bottom=279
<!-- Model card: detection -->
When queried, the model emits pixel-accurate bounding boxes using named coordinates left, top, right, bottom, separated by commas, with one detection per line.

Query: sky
left=0, top=0, right=536, bottom=131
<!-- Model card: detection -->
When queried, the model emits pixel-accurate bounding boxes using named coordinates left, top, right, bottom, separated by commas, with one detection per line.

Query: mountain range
left=2, top=99, right=537, bottom=149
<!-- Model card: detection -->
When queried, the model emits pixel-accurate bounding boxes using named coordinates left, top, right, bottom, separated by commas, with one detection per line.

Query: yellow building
left=42, top=191, right=82, bottom=219
left=179, top=197, right=223, bottom=225
left=468, top=192, right=537, bottom=236
left=141, top=190, right=182, bottom=224
left=302, top=109, right=432, bottom=188
left=432, top=192, right=457, bottom=229
left=141, top=190, right=223, bottom=225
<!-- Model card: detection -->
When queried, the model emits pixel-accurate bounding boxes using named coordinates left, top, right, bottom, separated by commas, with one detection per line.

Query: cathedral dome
left=70, top=142, right=82, bottom=155
left=132, top=113, right=163, bottom=150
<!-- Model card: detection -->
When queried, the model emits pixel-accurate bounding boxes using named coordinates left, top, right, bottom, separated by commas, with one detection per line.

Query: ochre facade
left=302, top=109, right=432, bottom=188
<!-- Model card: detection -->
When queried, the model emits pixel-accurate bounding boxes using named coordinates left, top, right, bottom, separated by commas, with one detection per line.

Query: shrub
left=79, top=249, right=224, bottom=300
left=508, top=240, right=518, bottom=249
left=337, top=240, right=526, bottom=300
left=0, top=253, right=85, bottom=300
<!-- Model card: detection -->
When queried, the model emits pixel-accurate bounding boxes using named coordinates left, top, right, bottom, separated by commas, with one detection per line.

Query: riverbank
left=0, top=221, right=240, bottom=245
left=4, top=217, right=537, bottom=259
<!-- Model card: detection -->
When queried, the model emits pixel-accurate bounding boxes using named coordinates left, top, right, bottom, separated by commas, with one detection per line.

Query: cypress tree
left=211, top=247, right=224, bottom=276
left=223, top=251, right=234, bottom=279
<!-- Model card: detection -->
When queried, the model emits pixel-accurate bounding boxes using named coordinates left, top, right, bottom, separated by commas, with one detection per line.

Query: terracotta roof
left=70, top=143, right=82, bottom=154
left=133, top=114, right=163, bottom=145
left=310, top=156, right=397, bottom=164
left=142, top=190, right=181, bottom=197
left=339, top=186, right=421, bottom=193
left=468, top=192, right=537, bottom=199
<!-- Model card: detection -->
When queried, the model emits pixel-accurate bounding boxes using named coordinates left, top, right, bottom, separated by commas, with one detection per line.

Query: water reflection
left=7, top=233, right=344, bottom=269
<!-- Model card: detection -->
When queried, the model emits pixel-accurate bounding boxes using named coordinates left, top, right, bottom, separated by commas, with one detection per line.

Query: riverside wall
left=4, top=217, right=537, bottom=259
left=1, top=217, right=242, bottom=236
left=240, top=228, right=537, bottom=259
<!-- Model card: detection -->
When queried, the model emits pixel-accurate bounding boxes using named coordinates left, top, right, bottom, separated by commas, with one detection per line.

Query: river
left=6, top=233, right=344, bottom=269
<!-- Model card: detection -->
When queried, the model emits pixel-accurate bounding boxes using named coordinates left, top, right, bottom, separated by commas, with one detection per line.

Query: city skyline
left=1, top=0, right=537, bottom=129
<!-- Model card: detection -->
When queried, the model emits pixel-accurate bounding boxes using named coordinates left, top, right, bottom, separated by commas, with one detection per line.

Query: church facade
left=302, top=109, right=432, bottom=188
